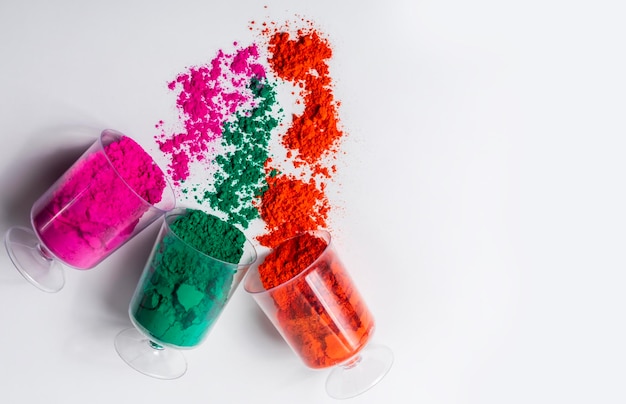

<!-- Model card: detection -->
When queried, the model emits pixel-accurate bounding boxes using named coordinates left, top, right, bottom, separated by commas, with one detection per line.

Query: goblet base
left=325, top=344, right=394, bottom=399
left=114, top=327, right=187, bottom=380
left=5, top=226, right=64, bottom=293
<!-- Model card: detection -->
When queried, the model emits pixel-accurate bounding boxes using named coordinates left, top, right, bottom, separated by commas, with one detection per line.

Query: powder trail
left=255, top=23, right=346, bottom=247
left=203, top=77, right=282, bottom=229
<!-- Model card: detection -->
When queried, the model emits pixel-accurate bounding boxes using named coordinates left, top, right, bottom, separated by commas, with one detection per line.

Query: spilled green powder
left=131, top=209, right=246, bottom=347
left=196, top=78, right=282, bottom=228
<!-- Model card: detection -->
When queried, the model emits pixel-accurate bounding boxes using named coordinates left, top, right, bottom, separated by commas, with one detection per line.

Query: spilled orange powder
left=255, top=22, right=345, bottom=248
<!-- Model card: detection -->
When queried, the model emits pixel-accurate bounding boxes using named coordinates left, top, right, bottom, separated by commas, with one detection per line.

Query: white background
left=1, top=0, right=625, bottom=403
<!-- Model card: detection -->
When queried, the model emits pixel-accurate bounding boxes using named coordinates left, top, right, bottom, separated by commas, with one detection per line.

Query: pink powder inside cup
left=33, top=135, right=169, bottom=269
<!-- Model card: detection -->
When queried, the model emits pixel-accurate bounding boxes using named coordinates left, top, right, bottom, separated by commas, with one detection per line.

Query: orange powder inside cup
left=258, top=233, right=374, bottom=368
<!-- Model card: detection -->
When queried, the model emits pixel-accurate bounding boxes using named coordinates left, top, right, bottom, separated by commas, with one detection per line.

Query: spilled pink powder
left=156, top=43, right=267, bottom=185
left=33, top=135, right=169, bottom=269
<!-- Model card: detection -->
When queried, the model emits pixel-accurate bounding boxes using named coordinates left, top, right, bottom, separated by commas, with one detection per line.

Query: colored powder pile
left=33, top=135, right=167, bottom=269
left=253, top=23, right=346, bottom=247
left=170, top=209, right=246, bottom=263
left=156, top=43, right=268, bottom=192
left=256, top=174, right=329, bottom=247
left=201, top=77, right=282, bottom=229
left=257, top=232, right=374, bottom=368
left=153, top=18, right=346, bottom=247
left=105, top=138, right=167, bottom=204
left=267, top=30, right=343, bottom=173
left=131, top=209, right=246, bottom=347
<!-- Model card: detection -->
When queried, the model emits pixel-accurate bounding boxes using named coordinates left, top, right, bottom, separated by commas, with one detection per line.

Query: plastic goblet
left=244, top=230, right=393, bottom=399
left=114, top=208, right=257, bottom=379
left=4, top=129, right=176, bottom=293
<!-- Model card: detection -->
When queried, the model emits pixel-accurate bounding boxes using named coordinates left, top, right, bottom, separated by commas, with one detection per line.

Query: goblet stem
left=325, top=344, right=394, bottom=399
left=342, top=354, right=362, bottom=369
left=114, top=328, right=187, bottom=379
left=37, top=244, right=55, bottom=260
left=5, top=226, right=65, bottom=293
left=149, top=341, right=164, bottom=350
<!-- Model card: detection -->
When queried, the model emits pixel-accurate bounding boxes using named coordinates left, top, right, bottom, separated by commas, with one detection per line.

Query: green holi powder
left=170, top=209, right=246, bottom=263
left=195, top=78, right=282, bottom=228
left=131, top=209, right=246, bottom=347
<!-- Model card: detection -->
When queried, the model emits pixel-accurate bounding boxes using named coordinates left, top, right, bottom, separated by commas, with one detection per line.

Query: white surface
left=1, top=0, right=625, bottom=403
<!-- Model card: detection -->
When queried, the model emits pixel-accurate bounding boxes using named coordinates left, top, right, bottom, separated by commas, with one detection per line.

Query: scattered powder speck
left=256, top=173, right=329, bottom=248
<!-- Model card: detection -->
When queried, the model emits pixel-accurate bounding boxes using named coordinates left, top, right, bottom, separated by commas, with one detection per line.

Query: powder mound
left=267, top=29, right=343, bottom=172
left=106, top=136, right=166, bottom=205
left=256, top=174, right=329, bottom=248
left=254, top=25, right=345, bottom=247
left=259, top=232, right=327, bottom=288
left=268, top=31, right=332, bottom=82
left=169, top=208, right=246, bottom=264
left=201, top=77, right=282, bottom=228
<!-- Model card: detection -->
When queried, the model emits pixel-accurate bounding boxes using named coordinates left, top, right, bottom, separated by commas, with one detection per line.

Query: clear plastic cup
left=114, top=208, right=257, bottom=379
left=244, top=230, right=393, bottom=399
left=5, top=129, right=176, bottom=292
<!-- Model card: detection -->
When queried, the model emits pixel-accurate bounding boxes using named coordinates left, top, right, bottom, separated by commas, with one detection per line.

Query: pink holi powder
left=156, top=43, right=267, bottom=186
left=32, top=135, right=169, bottom=269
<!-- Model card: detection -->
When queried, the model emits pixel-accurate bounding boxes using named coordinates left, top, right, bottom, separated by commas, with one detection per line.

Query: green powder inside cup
left=131, top=209, right=246, bottom=347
